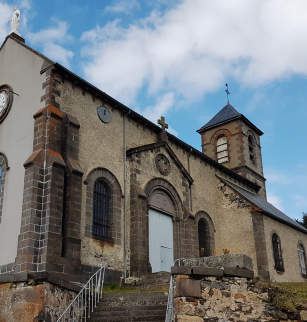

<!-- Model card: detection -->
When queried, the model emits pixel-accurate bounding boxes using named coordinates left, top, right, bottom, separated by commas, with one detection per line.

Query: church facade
left=0, top=33, right=306, bottom=284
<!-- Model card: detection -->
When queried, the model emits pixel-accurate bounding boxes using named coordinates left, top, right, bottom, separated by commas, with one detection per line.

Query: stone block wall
left=172, top=267, right=306, bottom=322
left=0, top=274, right=78, bottom=322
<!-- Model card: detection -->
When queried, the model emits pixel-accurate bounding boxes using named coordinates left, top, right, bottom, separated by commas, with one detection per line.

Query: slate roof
left=221, top=177, right=307, bottom=234
left=199, top=103, right=240, bottom=131
left=197, top=103, right=263, bottom=135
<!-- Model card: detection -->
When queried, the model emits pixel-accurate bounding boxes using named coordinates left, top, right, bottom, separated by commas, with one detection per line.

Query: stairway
left=87, top=291, right=168, bottom=322
left=129, top=271, right=171, bottom=291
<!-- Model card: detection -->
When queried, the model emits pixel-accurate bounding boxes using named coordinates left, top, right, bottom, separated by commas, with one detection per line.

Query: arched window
left=248, top=135, right=256, bottom=164
left=272, top=233, right=284, bottom=271
left=298, top=244, right=306, bottom=277
left=93, top=180, right=111, bottom=239
left=217, top=136, right=229, bottom=163
left=198, top=218, right=210, bottom=257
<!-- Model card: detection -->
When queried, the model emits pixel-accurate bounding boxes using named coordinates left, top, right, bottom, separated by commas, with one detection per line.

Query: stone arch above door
left=149, top=190, right=174, bottom=216
left=145, top=178, right=184, bottom=220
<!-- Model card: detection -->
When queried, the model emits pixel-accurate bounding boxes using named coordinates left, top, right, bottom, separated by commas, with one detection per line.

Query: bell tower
left=197, top=103, right=267, bottom=199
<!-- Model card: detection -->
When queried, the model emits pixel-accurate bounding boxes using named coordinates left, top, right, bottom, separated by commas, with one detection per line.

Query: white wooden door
left=149, top=209, right=174, bottom=272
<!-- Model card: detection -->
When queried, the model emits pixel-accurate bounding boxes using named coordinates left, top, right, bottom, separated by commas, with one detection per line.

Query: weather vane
left=225, top=83, right=230, bottom=104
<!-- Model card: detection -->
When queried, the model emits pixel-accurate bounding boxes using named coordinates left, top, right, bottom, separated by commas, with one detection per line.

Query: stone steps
left=88, top=316, right=166, bottom=322
left=125, top=272, right=171, bottom=291
left=88, top=291, right=168, bottom=322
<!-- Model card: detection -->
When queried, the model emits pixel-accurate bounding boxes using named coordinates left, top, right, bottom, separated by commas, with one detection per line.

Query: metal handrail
left=165, top=258, right=185, bottom=322
left=56, top=263, right=107, bottom=322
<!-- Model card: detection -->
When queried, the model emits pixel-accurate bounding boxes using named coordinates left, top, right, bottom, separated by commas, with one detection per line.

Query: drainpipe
left=187, top=148, right=193, bottom=212
left=123, top=110, right=130, bottom=284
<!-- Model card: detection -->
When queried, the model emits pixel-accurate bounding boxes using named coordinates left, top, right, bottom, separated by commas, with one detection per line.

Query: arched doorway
left=148, top=190, right=174, bottom=272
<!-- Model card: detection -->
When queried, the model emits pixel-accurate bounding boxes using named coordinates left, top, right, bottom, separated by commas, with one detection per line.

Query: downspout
left=123, top=110, right=130, bottom=284
left=187, top=148, right=193, bottom=212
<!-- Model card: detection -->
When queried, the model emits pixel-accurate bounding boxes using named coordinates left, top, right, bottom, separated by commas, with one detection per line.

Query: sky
left=0, top=0, right=307, bottom=221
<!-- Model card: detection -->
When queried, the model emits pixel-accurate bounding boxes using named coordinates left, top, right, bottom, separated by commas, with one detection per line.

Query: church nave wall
left=185, top=154, right=259, bottom=276
left=263, top=215, right=307, bottom=282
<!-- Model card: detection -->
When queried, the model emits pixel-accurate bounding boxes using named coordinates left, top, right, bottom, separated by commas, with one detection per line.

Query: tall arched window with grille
left=93, top=180, right=111, bottom=239
left=198, top=218, right=210, bottom=257
left=298, top=244, right=306, bottom=277
left=217, top=136, right=229, bottom=163
left=272, top=233, right=284, bottom=272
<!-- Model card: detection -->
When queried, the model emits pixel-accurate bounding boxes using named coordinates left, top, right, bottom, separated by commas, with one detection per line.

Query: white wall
left=0, top=38, right=46, bottom=266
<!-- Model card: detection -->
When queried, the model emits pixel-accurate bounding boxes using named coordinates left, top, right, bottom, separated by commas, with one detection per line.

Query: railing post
left=56, top=263, right=107, bottom=322
left=165, top=258, right=185, bottom=322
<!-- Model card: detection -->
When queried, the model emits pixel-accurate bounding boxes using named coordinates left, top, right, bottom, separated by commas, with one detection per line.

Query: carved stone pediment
left=126, top=141, right=194, bottom=185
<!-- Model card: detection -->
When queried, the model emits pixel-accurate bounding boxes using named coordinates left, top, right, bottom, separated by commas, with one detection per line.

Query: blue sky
left=1, top=0, right=307, bottom=221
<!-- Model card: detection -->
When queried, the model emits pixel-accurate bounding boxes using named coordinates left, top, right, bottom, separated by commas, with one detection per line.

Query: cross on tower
left=158, top=116, right=168, bottom=132
left=225, top=83, right=230, bottom=104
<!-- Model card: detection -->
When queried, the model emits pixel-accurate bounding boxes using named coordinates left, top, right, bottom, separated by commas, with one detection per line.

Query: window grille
left=272, top=233, right=284, bottom=271
left=198, top=219, right=210, bottom=257
left=298, top=244, right=306, bottom=275
left=93, top=180, right=111, bottom=238
left=217, top=136, right=229, bottom=164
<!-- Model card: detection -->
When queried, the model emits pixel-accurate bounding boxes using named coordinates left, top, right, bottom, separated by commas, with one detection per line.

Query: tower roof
left=197, top=103, right=263, bottom=135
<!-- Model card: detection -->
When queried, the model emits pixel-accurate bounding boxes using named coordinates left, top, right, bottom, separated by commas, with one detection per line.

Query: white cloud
left=43, top=42, right=74, bottom=67
left=27, top=20, right=74, bottom=67
left=0, top=1, right=73, bottom=67
left=80, top=0, right=307, bottom=110
left=0, top=2, right=13, bottom=42
left=141, top=92, right=178, bottom=136
left=267, top=193, right=284, bottom=212
left=104, top=0, right=140, bottom=14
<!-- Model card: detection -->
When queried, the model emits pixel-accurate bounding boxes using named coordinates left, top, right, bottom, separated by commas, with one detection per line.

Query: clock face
left=0, top=84, right=13, bottom=124
left=0, top=91, right=7, bottom=116
left=97, top=106, right=111, bottom=123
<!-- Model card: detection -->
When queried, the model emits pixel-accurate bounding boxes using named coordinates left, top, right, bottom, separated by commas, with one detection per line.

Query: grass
left=254, top=279, right=307, bottom=312
left=272, top=282, right=307, bottom=312
left=102, top=283, right=169, bottom=294
left=103, top=283, right=141, bottom=293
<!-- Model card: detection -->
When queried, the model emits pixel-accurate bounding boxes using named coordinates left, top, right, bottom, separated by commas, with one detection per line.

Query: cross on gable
left=158, top=116, right=168, bottom=132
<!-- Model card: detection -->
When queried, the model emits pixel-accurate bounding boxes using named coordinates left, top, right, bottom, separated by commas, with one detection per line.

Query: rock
left=175, top=279, right=202, bottom=298
left=201, top=281, right=227, bottom=290
left=176, top=315, right=203, bottom=322
left=300, top=310, right=307, bottom=321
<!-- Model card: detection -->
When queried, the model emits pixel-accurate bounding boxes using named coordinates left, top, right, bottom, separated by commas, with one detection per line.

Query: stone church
left=0, top=33, right=307, bottom=287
